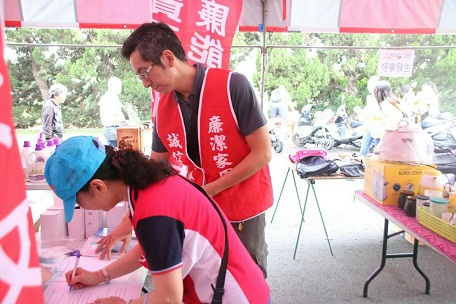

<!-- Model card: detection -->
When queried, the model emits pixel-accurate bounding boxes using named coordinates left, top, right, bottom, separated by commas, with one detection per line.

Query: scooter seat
left=350, top=120, right=363, bottom=128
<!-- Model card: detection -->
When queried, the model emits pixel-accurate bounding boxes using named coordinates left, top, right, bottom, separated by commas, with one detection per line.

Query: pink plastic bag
left=289, top=148, right=328, bottom=163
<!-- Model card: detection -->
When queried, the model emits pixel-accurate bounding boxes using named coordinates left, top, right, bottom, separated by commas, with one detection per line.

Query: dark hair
left=401, top=84, right=411, bottom=98
left=374, top=80, right=400, bottom=105
left=121, top=22, right=187, bottom=67
left=79, top=142, right=176, bottom=193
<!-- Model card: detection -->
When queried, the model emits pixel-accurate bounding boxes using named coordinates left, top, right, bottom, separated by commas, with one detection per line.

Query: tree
left=7, top=28, right=152, bottom=129
left=7, top=28, right=456, bottom=129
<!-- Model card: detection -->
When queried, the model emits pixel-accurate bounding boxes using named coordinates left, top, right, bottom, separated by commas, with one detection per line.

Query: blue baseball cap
left=44, top=136, right=106, bottom=222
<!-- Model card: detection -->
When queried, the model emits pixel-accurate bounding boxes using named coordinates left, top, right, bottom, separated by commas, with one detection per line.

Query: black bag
left=295, top=156, right=339, bottom=179
left=339, top=162, right=365, bottom=177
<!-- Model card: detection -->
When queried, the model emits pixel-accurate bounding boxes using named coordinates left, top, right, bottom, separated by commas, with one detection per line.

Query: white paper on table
left=43, top=253, right=147, bottom=303
left=47, top=255, right=115, bottom=282
left=43, top=279, right=141, bottom=303
left=81, top=237, right=137, bottom=258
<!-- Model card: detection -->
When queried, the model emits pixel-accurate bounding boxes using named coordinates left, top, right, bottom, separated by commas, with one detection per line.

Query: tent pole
left=259, top=0, right=267, bottom=109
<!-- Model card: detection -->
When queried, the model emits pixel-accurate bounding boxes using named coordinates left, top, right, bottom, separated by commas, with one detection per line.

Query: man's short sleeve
left=229, top=72, right=267, bottom=136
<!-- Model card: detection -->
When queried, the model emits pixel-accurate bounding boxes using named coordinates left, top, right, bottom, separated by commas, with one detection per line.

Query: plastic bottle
left=20, top=140, right=33, bottom=180
left=46, top=139, right=55, bottom=155
left=27, top=143, right=49, bottom=183
left=429, top=197, right=449, bottom=218
left=418, top=168, right=444, bottom=196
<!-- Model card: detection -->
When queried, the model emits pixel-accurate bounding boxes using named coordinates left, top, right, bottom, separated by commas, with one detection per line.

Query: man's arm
left=202, top=125, right=271, bottom=197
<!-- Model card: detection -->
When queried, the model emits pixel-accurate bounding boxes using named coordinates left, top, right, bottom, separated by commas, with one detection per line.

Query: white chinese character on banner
left=213, top=153, right=232, bottom=168
left=188, top=32, right=224, bottom=68
left=208, top=116, right=223, bottom=133
left=210, top=134, right=227, bottom=151
left=172, top=150, right=184, bottom=165
left=152, top=0, right=184, bottom=31
left=196, top=0, right=229, bottom=36
left=167, top=133, right=182, bottom=148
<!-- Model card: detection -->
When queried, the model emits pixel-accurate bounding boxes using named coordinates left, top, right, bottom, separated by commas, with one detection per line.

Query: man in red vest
left=97, top=22, right=273, bottom=278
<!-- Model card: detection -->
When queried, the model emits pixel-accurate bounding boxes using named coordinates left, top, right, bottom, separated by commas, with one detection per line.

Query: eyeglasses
left=137, top=54, right=162, bottom=81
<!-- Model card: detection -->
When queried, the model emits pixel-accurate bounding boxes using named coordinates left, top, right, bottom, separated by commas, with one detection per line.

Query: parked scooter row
left=291, top=103, right=367, bottom=151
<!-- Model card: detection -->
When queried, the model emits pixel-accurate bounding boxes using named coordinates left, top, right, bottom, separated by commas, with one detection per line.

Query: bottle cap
left=430, top=197, right=449, bottom=204
left=46, top=140, right=53, bottom=147
left=416, top=195, right=430, bottom=200
left=400, top=190, right=414, bottom=195
left=53, top=137, right=60, bottom=145
left=35, top=143, right=43, bottom=151
left=23, top=140, right=31, bottom=148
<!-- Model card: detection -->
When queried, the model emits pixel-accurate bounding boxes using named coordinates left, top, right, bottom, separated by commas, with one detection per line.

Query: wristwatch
left=101, top=267, right=110, bottom=284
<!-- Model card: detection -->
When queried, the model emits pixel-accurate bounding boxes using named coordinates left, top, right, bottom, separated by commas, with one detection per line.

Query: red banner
left=152, top=0, right=241, bottom=69
left=149, top=0, right=242, bottom=124
left=0, top=17, right=44, bottom=303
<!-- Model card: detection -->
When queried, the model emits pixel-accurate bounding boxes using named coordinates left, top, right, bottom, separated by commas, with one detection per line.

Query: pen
left=69, top=249, right=81, bottom=291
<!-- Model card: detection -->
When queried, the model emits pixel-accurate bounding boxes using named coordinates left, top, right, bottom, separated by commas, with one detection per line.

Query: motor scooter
left=268, top=119, right=284, bottom=153
left=333, top=120, right=365, bottom=148
left=291, top=104, right=335, bottom=150
left=421, top=113, right=456, bottom=150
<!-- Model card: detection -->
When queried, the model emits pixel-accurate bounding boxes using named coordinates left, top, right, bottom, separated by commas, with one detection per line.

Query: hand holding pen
left=65, top=250, right=109, bottom=290
left=69, top=249, right=81, bottom=291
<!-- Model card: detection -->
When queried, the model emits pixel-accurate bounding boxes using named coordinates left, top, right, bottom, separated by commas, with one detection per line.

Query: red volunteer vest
left=155, top=68, right=273, bottom=221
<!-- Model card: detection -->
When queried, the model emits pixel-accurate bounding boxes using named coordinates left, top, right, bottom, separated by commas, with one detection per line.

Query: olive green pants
left=231, top=213, right=268, bottom=278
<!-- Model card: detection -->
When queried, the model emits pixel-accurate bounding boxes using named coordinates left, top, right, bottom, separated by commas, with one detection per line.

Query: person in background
left=41, top=83, right=67, bottom=141
left=44, top=136, right=270, bottom=304
left=416, top=80, right=440, bottom=122
left=99, top=77, right=126, bottom=147
left=269, top=84, right=294, bottom=120
left=359, top=76, right=382, bottom=156
left=96, top=21, right=273, bottom=278
left=375, top=80, right=405, bottom=131
left=400, top=83, right=416, bottom=121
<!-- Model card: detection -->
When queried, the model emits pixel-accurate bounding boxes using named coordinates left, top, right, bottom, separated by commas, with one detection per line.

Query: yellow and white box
left=117, top=126, right=144, bottom=152
left=363, top=157, right=429, bottom=206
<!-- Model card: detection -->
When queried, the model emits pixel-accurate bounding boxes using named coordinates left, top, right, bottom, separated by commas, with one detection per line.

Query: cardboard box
left=68, top=207, right=86, bottom=240
left=363, top=157, right=428, bottom=206
left=40, top=209, right=68, bottom=240
left=84, top=209, right=103, bottom=238
left=117, top=127, right=144, bottom=152
left=391, top=223, right=424, bottom=245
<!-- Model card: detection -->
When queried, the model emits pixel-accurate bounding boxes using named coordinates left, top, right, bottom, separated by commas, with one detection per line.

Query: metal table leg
left=294, top=178, right=334, bottom=259
left=271, top=168, right=303, bottom=223
left=363, top=218, right=431, bottom=297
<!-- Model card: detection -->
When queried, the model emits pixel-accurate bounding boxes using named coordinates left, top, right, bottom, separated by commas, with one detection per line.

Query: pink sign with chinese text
left=378, top=49, right=415, bottom=78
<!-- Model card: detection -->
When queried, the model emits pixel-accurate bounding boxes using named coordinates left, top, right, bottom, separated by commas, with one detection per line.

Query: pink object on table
left=289, top=148, right=328, bottom=163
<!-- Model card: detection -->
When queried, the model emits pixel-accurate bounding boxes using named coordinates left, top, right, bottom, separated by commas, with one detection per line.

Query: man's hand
left=96, top=215, right=132, bottom=260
